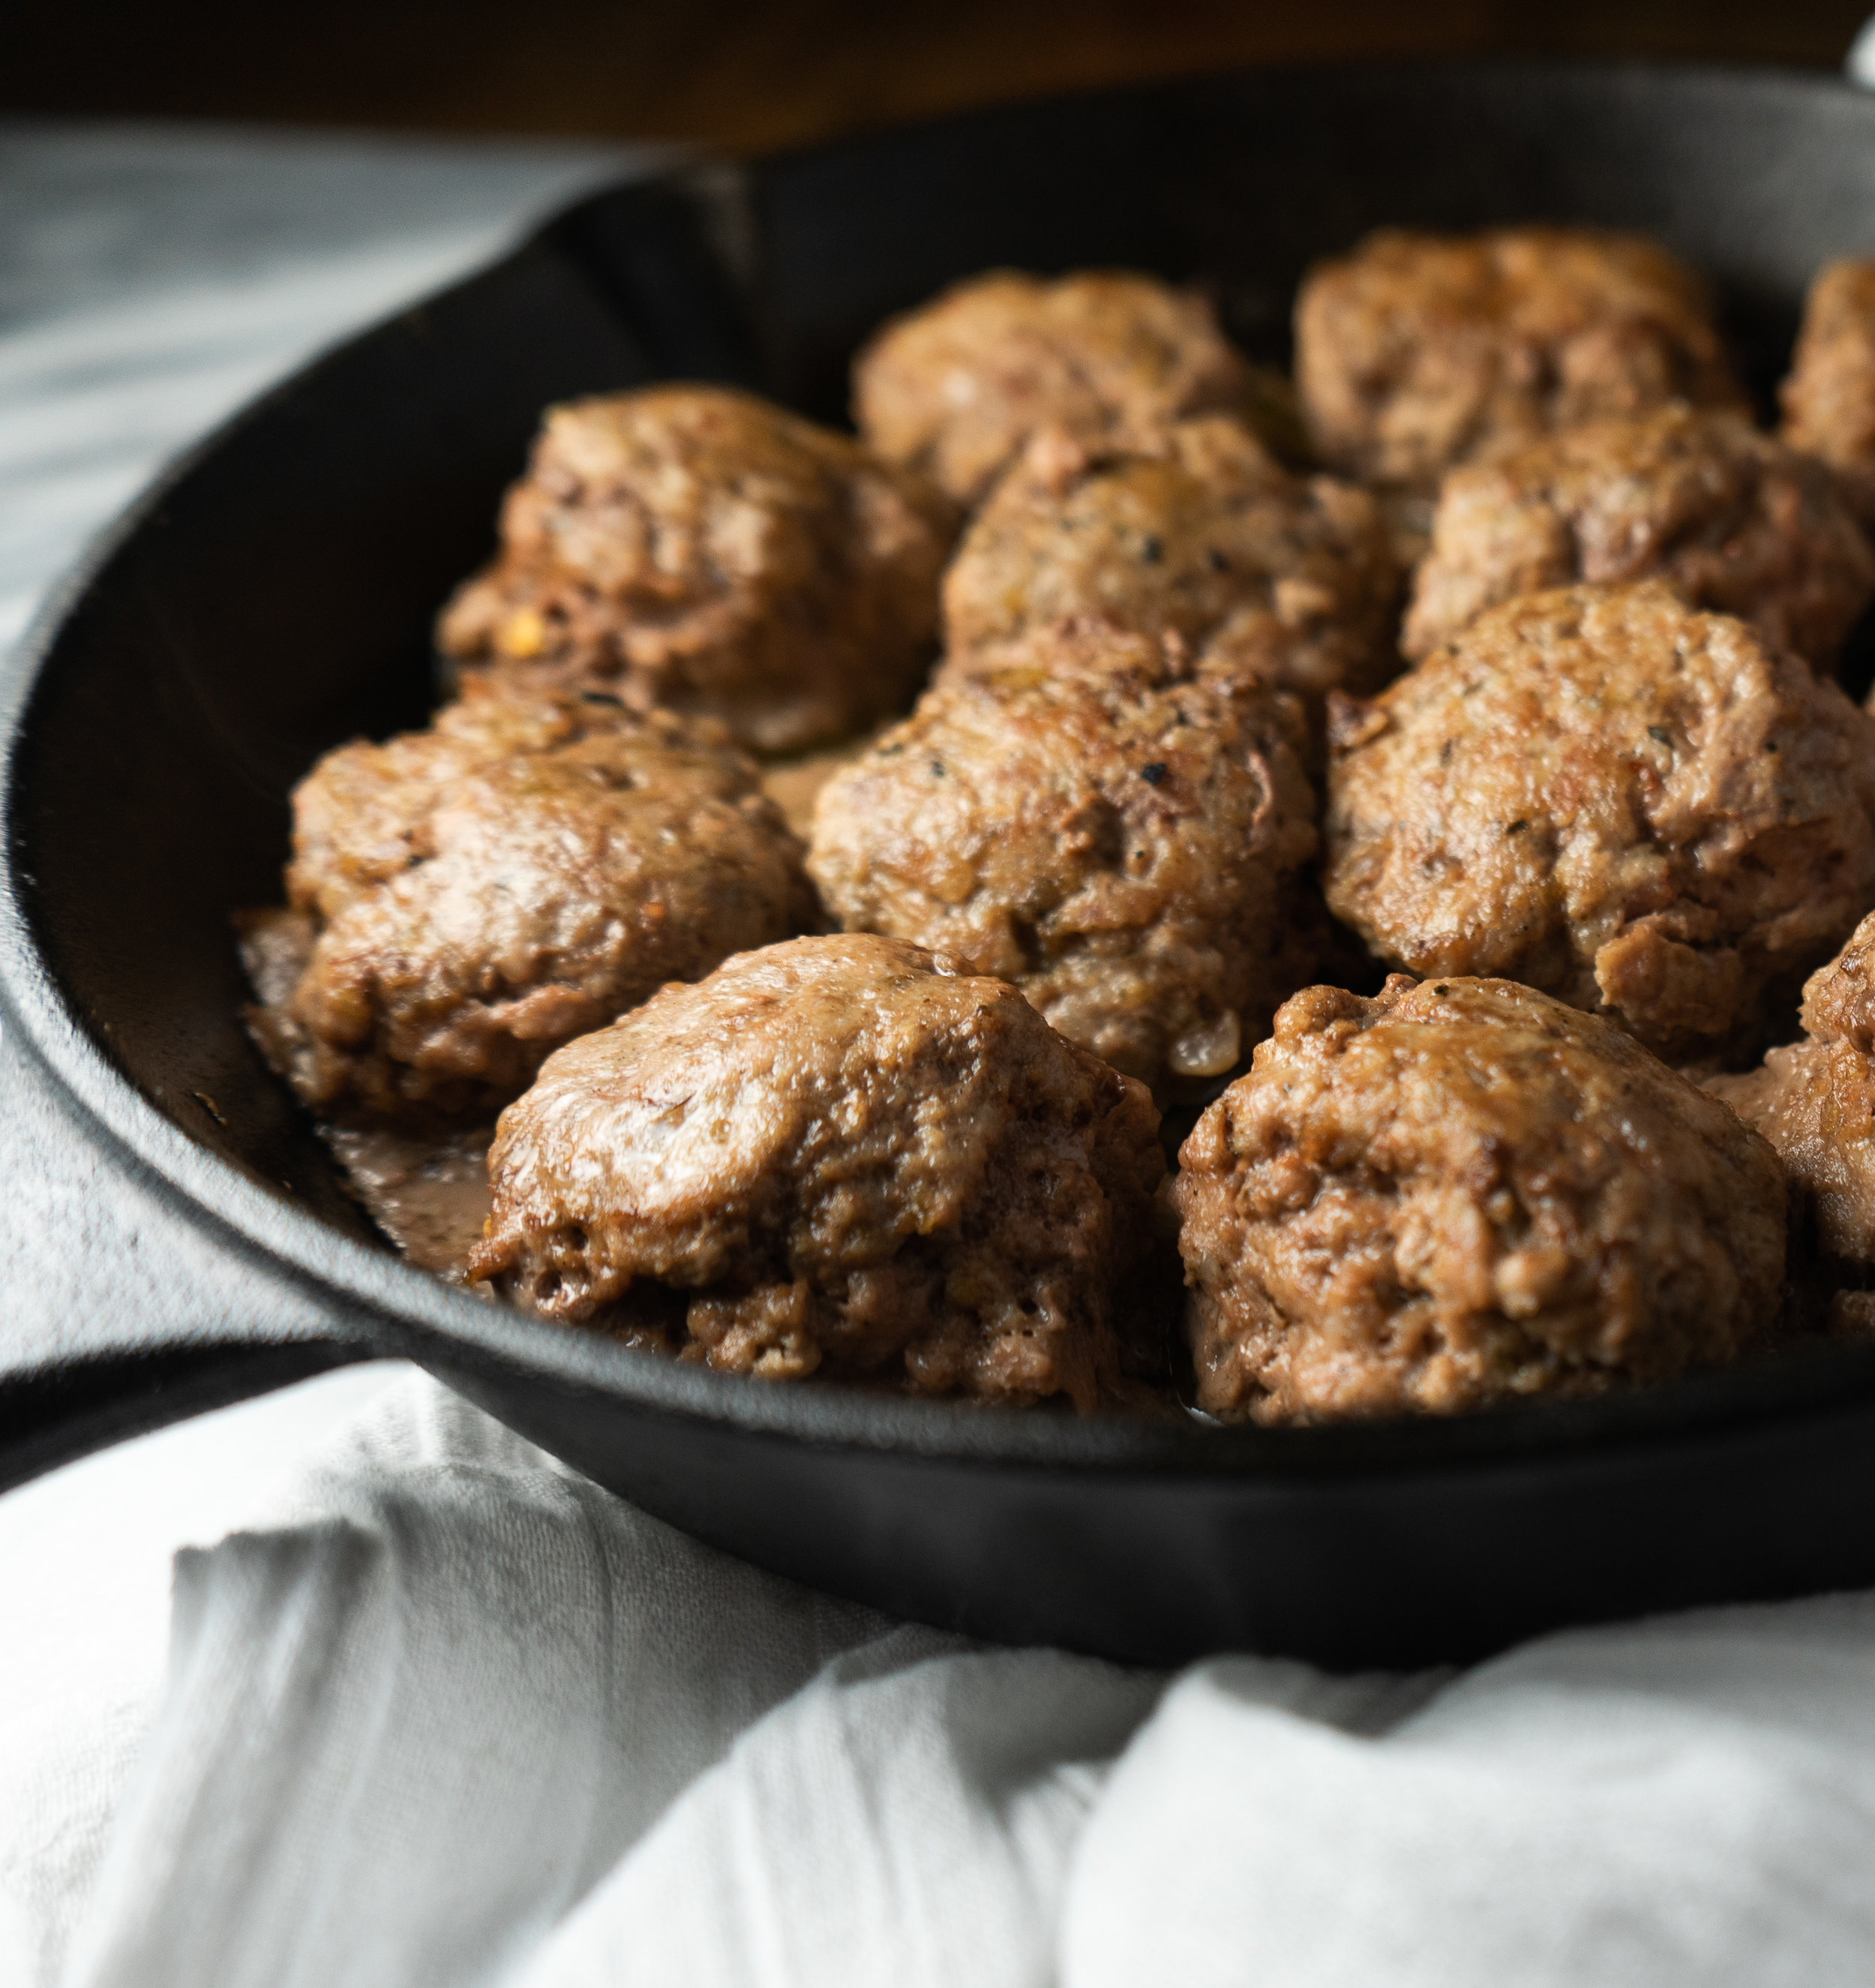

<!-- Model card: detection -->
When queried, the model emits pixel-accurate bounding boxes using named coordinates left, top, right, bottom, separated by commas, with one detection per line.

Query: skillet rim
left=8, top=53, right=1875, bottom=1480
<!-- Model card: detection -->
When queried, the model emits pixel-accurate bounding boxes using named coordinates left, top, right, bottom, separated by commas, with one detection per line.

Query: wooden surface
left=7, top=0, right=1874, bottom=154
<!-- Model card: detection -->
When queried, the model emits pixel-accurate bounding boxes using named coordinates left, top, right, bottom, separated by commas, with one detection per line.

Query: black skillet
left=9, top=60, right=1875, bottom=1671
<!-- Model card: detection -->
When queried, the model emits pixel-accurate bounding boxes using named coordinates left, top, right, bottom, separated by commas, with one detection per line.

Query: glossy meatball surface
left=1176, top=976, right=1788, bottom=1424
left=1296, top=227, right=1742, bottom=493
left=941, top=419, right=1400, bottom=706
left=808, top=623, right=1322, bottom=1094
left=1326, top=582, right=1875, bottom=1061
left=467, top=934, right=1168, bottom=1409
left=1403, top=404, right=1875, bottom=670
left=1780, top=258, right=1875, bottom=525
left=853, top=270, right=1257, bottom=509
left=247, top=684, right=813, bottom=1125
left=436, top=385, right=957, bottom=754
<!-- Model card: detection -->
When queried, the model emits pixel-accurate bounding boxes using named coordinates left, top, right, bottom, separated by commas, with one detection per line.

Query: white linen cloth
left=9, top=1365, right=1875, bottom=1988
left=7, top=119, right=1875, bottom=1988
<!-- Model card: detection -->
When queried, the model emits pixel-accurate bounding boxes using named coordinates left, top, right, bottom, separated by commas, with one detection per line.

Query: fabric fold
left=520, top=1632, right=1160, bottom=1988
left=61, top=1381, right=886, bottom=1988
left=1060, top=1603, right=1875, bottom=1988
left=17, top=1366, right=1875, bottom=1988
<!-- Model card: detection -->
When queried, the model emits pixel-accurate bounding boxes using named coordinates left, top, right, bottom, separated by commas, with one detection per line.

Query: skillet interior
left=13, top=60, right=1875, bottom=1664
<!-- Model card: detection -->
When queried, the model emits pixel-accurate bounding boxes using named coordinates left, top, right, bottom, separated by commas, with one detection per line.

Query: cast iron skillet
left=9, top=60, right=1875, bottom=1670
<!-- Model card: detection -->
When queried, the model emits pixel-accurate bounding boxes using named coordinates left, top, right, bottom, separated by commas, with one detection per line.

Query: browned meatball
left=1296, top=227, right=1743, bottom=494
left=853, top=270, right=1258, bottom=509
left=1175, top=975, right=1788, bottom=1424
left=1403, top=405, right=1875, bottom=671
left=1780, top=259, right=1875, bottom=526
left=1706, top=910, right=1875, bottom=1264
left=940, top=419, right=1400, bottom=707
left=436, top=386, right=958, bottom=754
left=808, top=622, right=1321, bottom=1095
left=466, top=934, right=1168, bottom=1409
left=245, top=683, right=814, bottom=1125
left=1325, top=581, right=1875, bottom=1061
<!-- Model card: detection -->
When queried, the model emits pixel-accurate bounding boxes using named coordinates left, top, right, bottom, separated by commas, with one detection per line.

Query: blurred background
left=8, top=0, right=1875, bottom=153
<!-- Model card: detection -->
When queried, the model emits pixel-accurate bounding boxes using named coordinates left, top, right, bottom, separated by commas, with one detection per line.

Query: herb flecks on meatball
left=467, top=933, right=1168, bottom=1409
left=941, top=418, right=1400, bottom=709
left=1296, top=226, right=1742, bottom=494
left=1325, top=581, right=1875, bottom=1062
left=1404, top=404, right=1874, bottom=672
left=854, top=269, right=1261, bottom=509
left=437, top=385, right=958, bottom=755
left=809, top=621, right=1322, bottom=1096
left=245, top=683, right=814, bottom=1127
left=1176, top=975, right=1788, bottom=1424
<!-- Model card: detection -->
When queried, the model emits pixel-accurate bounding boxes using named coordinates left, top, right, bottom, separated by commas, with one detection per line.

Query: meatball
left=466, top=933, right=1168, bottom=1409
left=1296, top=226, right=1742, bottom=494
left=940, top=419, right=1400, bottom=707
left=808, top=621, right=1322, bottom=1095
left=436, top=385, right=958, bottom=754
left=1402, top=404, right=1875, bottom=671
left=853, top=269, right=1258, bottom=509
left=1706, top=910, right=1875, bottom=1264
left=246, top=683, right=814, bottom=1125
left=1325, top=581, right=1875, bottom=1061
left=1175, top=975, right=1788, bottom=1424
left=1800, top=903, right=1875, bottom=1051
left=1780, top=259, right=1875, bottom=526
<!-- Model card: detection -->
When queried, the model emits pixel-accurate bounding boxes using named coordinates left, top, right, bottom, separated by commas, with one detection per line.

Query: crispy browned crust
left=468, top=933, right=1168, bottom=1409
left=1325, top=581, right=1875, bottom=1062
left=1404, top=404, right=1874, bottom=671
left=852, top=269, right=1259, bottom=509
left=1176, top=974, right=1788, bottom=1424
left=940, top=418, right=1400, bottom=710
left=807, top=620, right=1322, bottom=1096
left=1296, top=226, right=1743, bottom=494
left=436, top=385, right=958, bottom=754
left=246, top=681, right=815, bottom=1127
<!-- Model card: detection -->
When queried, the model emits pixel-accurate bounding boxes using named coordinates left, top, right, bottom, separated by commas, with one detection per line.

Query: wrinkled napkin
left=5, top=1364, right=1875, bottom=1986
